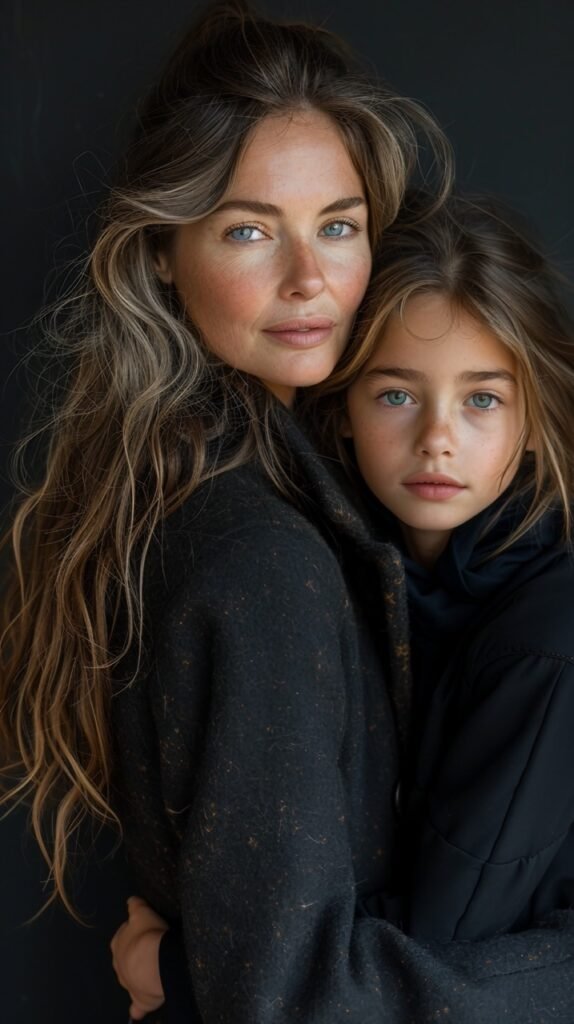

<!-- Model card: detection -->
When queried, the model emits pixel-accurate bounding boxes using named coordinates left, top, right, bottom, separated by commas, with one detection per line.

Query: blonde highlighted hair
left=0, top=3, right=452, bottom=911
left=308, top=192, right=574, bottom=548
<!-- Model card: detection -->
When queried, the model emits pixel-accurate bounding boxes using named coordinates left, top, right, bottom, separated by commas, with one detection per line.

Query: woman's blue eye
left=321, top=221, right=353, bottom=237
left=468, top=393, right=499, bottom=409
left=227, top=225, right=265, bottom=241
left=381, top=390, right=411, bottom=406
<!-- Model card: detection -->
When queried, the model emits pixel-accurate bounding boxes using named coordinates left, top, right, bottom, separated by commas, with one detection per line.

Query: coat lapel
left=280, top=411, right=413, bottom=756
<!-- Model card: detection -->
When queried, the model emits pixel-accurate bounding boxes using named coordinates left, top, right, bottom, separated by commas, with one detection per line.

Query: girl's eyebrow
left=460, top=369, right=517, bottom=384
left=210, top=196, right=366, bottom=217
left=364, top=366, right=517, bottom=385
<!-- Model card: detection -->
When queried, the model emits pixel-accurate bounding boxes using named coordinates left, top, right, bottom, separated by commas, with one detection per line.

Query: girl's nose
left=278, top=240, right=326, bottom=301
left=415, top=411, right=456, bottom=457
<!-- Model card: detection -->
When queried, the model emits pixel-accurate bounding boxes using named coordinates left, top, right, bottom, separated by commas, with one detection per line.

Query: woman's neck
left=262, top=380, right=296, bottom=407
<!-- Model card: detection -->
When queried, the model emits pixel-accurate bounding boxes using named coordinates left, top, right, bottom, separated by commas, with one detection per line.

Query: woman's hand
left=110, top=895, right=169, bottom=1020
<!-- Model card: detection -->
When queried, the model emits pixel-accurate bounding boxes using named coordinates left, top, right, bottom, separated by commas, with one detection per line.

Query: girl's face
left=345, top=293, right=531, bottom=567
left=156, top=110, right=372, bottom=405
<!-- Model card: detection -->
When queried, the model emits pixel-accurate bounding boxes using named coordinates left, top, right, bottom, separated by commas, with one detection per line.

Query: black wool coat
left=111, top=411, right=574, bottom=1024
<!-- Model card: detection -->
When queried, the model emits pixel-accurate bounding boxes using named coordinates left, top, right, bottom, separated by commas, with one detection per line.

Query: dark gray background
left=2, top=1, right=573, bottom=1021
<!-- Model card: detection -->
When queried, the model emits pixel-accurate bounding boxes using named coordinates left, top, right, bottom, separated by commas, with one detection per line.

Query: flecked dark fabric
left=112, top=410, right=574, bottom=1023
left=158, top=926, right=201, bottom=1019
left=402, top=503, right=574, bottom=941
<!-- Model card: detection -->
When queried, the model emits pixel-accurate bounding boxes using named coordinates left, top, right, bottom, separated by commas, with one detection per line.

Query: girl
left=3, top=1, right=574, bottom=1020
left=318, top=191, right=574, bottom=942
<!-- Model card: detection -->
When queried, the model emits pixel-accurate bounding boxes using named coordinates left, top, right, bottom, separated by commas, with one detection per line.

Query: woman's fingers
left=109, top=895, right=167, bottom=1015
left=127, top=895, right=169, bottom=929
left=127, top=895, right=147, bottom=912
left=129, top=1001, right=148, bottom=1020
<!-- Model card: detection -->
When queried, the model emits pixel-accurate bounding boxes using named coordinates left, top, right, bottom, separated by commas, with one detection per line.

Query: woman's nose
left=278, top=240, right=326, bottom=301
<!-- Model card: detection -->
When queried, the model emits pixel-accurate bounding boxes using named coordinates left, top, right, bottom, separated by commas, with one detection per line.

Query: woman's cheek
left=178, top=264, right=257, bottom=329
left=336, top=251, right=372, bottom=311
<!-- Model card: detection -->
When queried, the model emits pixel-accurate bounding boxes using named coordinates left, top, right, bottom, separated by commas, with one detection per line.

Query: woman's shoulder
left=169, top=459, right=338, bottom=553
left=146, top=460, right=346, bottom=614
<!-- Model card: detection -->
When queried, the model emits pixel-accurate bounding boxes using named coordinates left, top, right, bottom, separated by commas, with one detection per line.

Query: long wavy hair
left=308, top=192, right=574, bottom=550
left=0, top=3, right=452, bottom=911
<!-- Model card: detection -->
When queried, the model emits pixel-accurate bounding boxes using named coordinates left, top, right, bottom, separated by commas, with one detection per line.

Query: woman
left=2, top=4, right=574, bottom=1022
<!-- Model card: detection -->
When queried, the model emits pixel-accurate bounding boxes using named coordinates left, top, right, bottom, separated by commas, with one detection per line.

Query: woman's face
left=155, top=111, right=372, bottom=405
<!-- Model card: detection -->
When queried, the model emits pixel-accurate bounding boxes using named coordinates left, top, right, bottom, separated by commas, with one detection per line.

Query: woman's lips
left=402, top=474, right=466, bottom=501
left=263, top=317, right=335, bottom=349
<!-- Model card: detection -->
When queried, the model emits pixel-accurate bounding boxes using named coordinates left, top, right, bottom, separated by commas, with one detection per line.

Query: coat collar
left=279, top=407, right=413, bottom=754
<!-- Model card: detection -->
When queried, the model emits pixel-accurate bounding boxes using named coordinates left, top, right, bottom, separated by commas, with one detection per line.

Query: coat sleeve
left=153, top=532, right=574, bottom=1024
left=159, top=926, right=202, bottom=1022
left=407, top=648, right=574, bottom=942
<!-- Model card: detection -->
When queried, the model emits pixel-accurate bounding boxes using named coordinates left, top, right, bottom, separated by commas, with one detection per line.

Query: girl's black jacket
left=399, top=496, right=574, bottom=941
left=111, top=411, right=574, bottom=1024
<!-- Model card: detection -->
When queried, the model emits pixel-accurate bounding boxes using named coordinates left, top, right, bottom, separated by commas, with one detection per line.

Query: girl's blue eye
left=381, top=390, right=411, bottom=406
left=468, top=393, right=499, bottom=410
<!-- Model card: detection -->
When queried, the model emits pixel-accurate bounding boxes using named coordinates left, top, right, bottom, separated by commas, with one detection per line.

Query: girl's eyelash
left=372, top=390, right=505, bottom=409
left=376, top=388, right=414, bottom=403
left=468, top=392, right=503, bottom=409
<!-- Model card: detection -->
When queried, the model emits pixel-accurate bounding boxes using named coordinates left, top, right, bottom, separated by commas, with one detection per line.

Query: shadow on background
left=1, top=806, right=133, bottom=1022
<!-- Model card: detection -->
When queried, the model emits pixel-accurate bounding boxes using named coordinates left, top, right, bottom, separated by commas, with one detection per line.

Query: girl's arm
left=406, top=646, right=574, bottom=941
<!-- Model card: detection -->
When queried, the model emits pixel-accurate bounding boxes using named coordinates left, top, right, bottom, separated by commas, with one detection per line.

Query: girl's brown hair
left=309, top=192, right=574, bottom=548
left=0, top=3, right=452, bottom=911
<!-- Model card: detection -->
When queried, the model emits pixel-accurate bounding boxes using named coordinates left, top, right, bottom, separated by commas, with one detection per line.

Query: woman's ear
left=153, top=249, right=173, bottom=285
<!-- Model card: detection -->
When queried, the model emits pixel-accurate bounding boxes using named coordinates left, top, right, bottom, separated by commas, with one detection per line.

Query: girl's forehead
left=365, top=294, right=518, bottom=376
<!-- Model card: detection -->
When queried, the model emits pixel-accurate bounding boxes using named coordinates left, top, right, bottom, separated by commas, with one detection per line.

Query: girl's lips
left=403, top=482, right=465, bottom=501
left=402, top=475, right=466, bottom=502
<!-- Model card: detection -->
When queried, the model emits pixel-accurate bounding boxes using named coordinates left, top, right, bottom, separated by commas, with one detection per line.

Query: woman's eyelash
left=327, top=217, right=359, bottom=228
left=223, top=217, right=361, bottom=238
left=224, top=221, right=266, bottom=237
left=321, top=217, right=361, bottom=235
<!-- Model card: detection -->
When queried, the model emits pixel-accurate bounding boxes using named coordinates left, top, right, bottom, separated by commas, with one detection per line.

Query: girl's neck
left=400, top=524, right=452, bottom=569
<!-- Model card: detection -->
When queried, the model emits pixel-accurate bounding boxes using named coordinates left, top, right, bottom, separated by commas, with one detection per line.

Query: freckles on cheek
left=339, top=261, right=372, bottom=310
left=181, top=271, right=234, bottom=325
left=358, top=429, right=384, bottom=467
left=208, top=263, right=258, bottom=316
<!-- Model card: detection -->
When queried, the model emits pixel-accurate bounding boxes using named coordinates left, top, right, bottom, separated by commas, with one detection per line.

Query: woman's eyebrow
left=211, top=196, right=366, bottom=216
left=364, top=367, right=517, bottom=384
